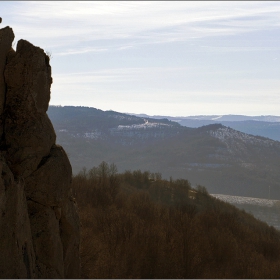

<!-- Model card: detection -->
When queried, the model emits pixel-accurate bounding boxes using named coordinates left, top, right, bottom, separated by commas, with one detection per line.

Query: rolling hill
left=47, top=106, right=280, bottom=199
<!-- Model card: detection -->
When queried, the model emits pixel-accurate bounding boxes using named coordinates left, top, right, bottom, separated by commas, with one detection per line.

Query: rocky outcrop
left=0, top=21, right=80, bottom=278
left=4, top=39, right=56, bottom=178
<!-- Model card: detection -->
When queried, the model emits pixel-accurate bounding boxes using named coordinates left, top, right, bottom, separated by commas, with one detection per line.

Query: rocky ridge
left=0, top=19, right=80, bottom=278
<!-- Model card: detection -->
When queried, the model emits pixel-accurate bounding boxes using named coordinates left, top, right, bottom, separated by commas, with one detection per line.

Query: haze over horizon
left=2, top=1, right=280, bottom=116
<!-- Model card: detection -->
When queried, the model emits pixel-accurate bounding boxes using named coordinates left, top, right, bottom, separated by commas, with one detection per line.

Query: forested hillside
left=74, top=162, right=280, bottom=279
left=47, top=106, right=280, bottom=199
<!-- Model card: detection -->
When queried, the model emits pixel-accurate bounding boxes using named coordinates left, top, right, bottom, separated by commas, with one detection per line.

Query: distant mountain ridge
left=47, top=106, right=280, bottom=199
left=130, top=113, right=280, bottom=141
left=131, top=113, right=280, bottom=122
left=48, top=105, right=185, bottom=145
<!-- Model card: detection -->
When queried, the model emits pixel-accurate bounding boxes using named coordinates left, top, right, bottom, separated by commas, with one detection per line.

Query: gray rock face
left=0, top=24, right=80, bottom=278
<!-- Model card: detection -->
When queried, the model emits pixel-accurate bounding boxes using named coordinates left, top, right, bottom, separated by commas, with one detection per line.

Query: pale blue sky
left=1, top=1, right=280, bottom=116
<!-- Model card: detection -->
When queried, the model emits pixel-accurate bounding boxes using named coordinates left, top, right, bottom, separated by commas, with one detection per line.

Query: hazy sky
left=2, top=1, right=280, bottom=116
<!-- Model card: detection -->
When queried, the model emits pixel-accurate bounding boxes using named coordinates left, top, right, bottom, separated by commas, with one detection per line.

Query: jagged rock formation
left=0, top=21, right=80, bottom=278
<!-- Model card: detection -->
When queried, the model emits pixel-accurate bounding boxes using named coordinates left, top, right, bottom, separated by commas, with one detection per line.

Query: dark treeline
left=73, top=162, right=280, bottom=279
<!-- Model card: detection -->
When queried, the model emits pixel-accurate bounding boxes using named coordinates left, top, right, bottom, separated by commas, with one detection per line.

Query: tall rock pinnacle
left=0, top=21, right=80, bottom=278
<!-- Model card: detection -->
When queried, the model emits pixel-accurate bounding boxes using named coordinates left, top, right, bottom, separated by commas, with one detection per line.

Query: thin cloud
left=198, top=46, right=280, bottom=53
left=56, top=47, right=108, bottom=56
left=6, top=1, right=280, bottom=49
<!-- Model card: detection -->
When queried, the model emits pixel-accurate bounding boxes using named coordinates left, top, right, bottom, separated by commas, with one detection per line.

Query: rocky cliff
left=0, top=19, right=80, bottom=278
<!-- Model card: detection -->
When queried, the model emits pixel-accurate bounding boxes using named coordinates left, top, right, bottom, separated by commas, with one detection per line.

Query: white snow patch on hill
left=116, top=120, right=171, bottom=130
left=209, top=127, right=275, bottom=147
left=211, top=194, right=278, bottom=207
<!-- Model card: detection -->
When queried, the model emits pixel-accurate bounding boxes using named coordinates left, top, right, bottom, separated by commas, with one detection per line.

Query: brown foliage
left=73, top=162, right=280, bottom=278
